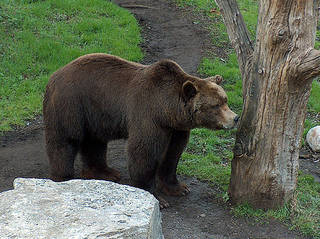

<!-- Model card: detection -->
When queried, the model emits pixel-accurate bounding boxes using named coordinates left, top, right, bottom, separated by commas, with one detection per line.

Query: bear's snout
left=234, top=115, right=240, bottom=124
left=221, top=108, right=238, bottom=130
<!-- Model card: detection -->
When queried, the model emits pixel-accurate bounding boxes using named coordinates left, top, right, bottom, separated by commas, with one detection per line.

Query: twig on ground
left=119, top=4, right=158, bottom=10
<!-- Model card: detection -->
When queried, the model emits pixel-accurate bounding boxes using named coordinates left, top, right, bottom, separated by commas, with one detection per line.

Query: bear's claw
left=157, top=196, right=170, bottom=209
left=81, top=167, right=121, bottom=182
left=158, top=181, right=190, bottom=197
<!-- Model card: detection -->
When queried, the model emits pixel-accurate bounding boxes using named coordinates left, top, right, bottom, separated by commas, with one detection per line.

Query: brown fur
left=43, top=53, right=238, bottom=207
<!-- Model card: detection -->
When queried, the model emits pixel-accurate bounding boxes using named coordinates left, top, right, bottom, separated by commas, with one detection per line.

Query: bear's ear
left=204, top=75, right=223, bottom=85
left=182, top=81, right=197, bottom=101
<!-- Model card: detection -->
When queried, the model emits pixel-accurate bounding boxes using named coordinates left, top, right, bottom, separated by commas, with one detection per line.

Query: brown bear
left=43, top=53, right=238, bottom=208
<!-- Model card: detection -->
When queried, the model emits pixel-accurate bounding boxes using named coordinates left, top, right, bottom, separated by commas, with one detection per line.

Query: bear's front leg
left=157, top=130, right=191, bottom=196
left=127, top=128, right=171, bottom=208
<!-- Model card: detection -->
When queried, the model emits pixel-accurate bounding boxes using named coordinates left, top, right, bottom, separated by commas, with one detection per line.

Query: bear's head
left=182, top=75, right=239, bottom=130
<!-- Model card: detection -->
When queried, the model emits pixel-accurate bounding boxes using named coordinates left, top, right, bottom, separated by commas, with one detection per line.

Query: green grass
left=0, top=0, right=143, bottom=131
left=175, top=0, right=320, bottom=238
left=178, top=128, right=234, bottom=193
left=175, top=0, right=217, bottom=14
left=199, top=54, right=243, bottom=112
left=174, top=0, right=229, bottom=49
left=292, top=173, right=320, bottom=237
left=309, top=80, right=320, bottom=113
left=175, top=0, right=258, bottom=50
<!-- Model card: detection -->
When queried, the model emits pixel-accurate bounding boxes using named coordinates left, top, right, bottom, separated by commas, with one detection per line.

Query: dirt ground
left=0, top=0, right=319, bottom=238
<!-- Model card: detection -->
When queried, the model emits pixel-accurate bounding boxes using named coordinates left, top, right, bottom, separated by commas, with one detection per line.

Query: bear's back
left=43, top=54, right=146, bottom=141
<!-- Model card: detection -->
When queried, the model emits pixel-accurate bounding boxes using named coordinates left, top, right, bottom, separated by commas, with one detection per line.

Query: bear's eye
left=212, top=104, right=220, bottom=109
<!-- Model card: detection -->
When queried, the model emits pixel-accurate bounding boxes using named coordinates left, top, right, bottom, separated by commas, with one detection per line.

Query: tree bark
left=215, top=0, right=320, bottom=209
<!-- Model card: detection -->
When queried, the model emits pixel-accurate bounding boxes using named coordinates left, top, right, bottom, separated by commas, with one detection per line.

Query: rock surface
left=306, top=126, right=320, bottom=152
left=0, top=178, right=163, bottom=239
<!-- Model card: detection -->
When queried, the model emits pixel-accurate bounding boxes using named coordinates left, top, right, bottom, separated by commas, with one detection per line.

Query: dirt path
left=0, top=0, right=312, bottom=238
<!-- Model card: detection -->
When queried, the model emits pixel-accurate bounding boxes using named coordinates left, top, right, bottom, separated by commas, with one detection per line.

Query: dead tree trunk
left=215, top=0, right=320, bottom=209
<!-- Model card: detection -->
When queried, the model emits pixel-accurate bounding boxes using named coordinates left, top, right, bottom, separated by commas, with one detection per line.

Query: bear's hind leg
left=46, top=139, right=78, bottom=182
left=157, top=130, right=190, bottom=196
left=80, top=140, right=121, bottom=182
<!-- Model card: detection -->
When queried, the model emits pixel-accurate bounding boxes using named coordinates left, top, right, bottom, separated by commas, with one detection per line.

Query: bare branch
left=215, top=0, right=254, bottom=77
left=296, top=48, right=320, bottom=81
